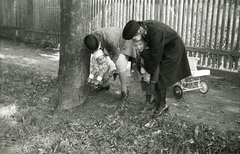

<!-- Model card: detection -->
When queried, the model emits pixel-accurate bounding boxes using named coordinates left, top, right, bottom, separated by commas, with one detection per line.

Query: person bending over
left=123, top=20, right=191, bottom=117
left=84, top=27, right=136, bottom=101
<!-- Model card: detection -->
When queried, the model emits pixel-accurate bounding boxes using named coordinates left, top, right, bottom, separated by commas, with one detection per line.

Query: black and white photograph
left=0, top=0, right=239, bottom=153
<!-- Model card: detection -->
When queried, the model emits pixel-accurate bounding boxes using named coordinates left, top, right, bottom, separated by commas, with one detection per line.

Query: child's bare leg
left=146, top=83, right=156, bottom=104
left=102, top=73, right=110, bottom=87
left=115, top=54, right=129, bottom=100
left=94, top=70, right=104, bottom=86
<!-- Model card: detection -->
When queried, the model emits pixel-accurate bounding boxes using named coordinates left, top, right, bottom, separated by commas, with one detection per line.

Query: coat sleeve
left=142, top=29, right=165, bottom=74
left=104, top=40, right=120, bottom=62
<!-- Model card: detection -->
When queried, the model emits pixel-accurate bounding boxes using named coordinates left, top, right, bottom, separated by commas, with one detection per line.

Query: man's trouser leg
left=154, top=88, right=167, bottom=111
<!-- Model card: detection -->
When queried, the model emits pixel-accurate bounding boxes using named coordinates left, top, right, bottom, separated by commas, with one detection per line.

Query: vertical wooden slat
left=148, top=0, right=151, bottom=19
left=214, top=0, right=222, bottom=49
left=122, top=0, right=126, bottom=27
left=112, top=0, right=115, bottom=26
left=4, top=0, right=6, bottom=25
left=159, top=0, right=164, bottom=21
left=5, top=0, right=8, bottom=26
left=132, top=0, right=135, bottom=19
left=36, top=0, right=39, bottom=30
left=140, top=0, right=142, bottom=20
left=151, top=0, right=155, bottom=19
left=124, top=0, right=128, bottom=23
left=177, top=0, right=182, bottom=34
left=202, top=0, right=211, bottom=66
left=212, top=0, right=222, bottom=68
left=165, top=0, right=169, bottom=25
left=108, top=0, right=113, bottom=27
left=107, top=0, right=110, bottom=27
left=10, top=0, right=12, bottom=26
left=169, top=0, right=173, bottom=27
left=0, top=0, right=2, bottom=25
left=16, top=0, right=19, bottom=27
left=0, top=0, right=3, bottom=25
left=225, top=0, right=232, bottom=50
left=194, top=0, right=200, bottom=47
left=150, top=0, right=152, bottom=19
left=95, top=0, right=98, bottom=28
left=119, top=0, right=122, bottom=27
left=145, top=0, right=148, bottom=19
left=209, top=0, right=215, bottom=49
left=218, top=0, right=228, bottom=68
left=235, top=21, right=240, bottom=51
left=101, top=0, right=105, bottom=27
left=199, top=0, right=206, bottom=48
left=154, top=0, right=159, bottom=20
left=138, top=0, right=142, bottom=20
left=231, top=0, right=238, bottom=50
left=135, top=0, right=138, bottom=20
left=190, top=0, right=195, bottom=46
left=173, top=0, right=178, bottom=31
left=92, top=0, right=95, bottom=30
left=96, top=0, right=99, bottom=28
left=39, top=0, right=42, bottom=30
left=43, top=0, right=46, bottom=31
left=181, top=0, right=186, bottom=40
left=126, top=0, right=129, bottom=22
left=204, top=0, right=210, bottom=48
left=219, top=0, right=227, bottom=50
left=162, top=0, right=166, bottom=23
left=129, top=0, right=133, bottom=20
left=185, top=0, right=191, bottom=46
left=142, top=0, right=148, bottom=20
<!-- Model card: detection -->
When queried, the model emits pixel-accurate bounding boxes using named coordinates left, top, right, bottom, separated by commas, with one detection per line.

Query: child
left=132, top=38, right=159, bottom=104
left=87, top=49, right=116, bottom=89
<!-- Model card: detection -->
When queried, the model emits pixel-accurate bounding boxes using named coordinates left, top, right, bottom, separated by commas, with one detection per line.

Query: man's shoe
left=121, top=89, right=129, bottom=101
left=113, top=73, right=118, bottom=80
left=150, top=99, right=155, bottom=104
left=152, top=105, right=169, bottom=118
left=93, top=85, right=110, bottom=91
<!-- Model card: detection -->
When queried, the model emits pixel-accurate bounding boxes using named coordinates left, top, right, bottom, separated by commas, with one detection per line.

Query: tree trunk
left=50, top=0, right=92, bottom=110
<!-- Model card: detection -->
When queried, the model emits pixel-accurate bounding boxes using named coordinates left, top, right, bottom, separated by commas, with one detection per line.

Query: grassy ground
left=0, top=62, right=240, bottom=153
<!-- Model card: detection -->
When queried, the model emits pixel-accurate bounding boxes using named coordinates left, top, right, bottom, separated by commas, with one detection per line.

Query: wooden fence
left=0, top=0, right=239, bottom=77
left=0, top=0, right=60, bottom=45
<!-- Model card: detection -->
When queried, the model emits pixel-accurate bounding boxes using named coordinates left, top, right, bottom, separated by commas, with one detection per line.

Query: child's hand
left=143, top=73, right=151, bottom=83
left=140, top=58, right=144, bottom=66
left=86, top=78, right=92, bottom=84
left=140, top=67, right=146, bottom=74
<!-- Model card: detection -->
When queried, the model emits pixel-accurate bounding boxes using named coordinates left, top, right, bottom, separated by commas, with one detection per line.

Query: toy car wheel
left=173, top=85, right=183, bottom=99
left=198, top=80, right=209, bottom=94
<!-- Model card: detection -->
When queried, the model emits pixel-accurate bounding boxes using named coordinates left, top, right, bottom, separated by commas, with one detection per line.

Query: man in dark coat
left=122, top=20, right=191, bottom=117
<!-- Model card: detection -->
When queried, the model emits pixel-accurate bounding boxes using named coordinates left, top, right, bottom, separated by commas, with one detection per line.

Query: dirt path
left=0, top=38, right=239, bottom=133
left=0, top=38, right=59, bottom=76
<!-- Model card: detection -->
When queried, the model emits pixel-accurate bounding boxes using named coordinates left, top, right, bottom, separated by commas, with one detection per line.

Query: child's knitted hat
left=93, top=49, right=104, bottom=60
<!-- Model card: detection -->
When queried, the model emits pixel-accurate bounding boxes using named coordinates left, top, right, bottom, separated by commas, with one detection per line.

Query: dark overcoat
left=140, top=20, right=191, bottom=89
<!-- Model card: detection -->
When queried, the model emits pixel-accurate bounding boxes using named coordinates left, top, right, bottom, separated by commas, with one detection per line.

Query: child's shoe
left=145, top=94, right=152, bottom=104
left=86, top=78, right=92, bottom=84
left=94, top=80, right=103, bottom=86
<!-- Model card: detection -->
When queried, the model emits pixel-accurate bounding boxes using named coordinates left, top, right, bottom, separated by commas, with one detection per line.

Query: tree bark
left=50, top=0, right=92, bottom=110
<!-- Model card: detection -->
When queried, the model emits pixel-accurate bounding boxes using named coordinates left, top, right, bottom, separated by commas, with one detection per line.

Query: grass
left=0, top=63, right=240, bottom=154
